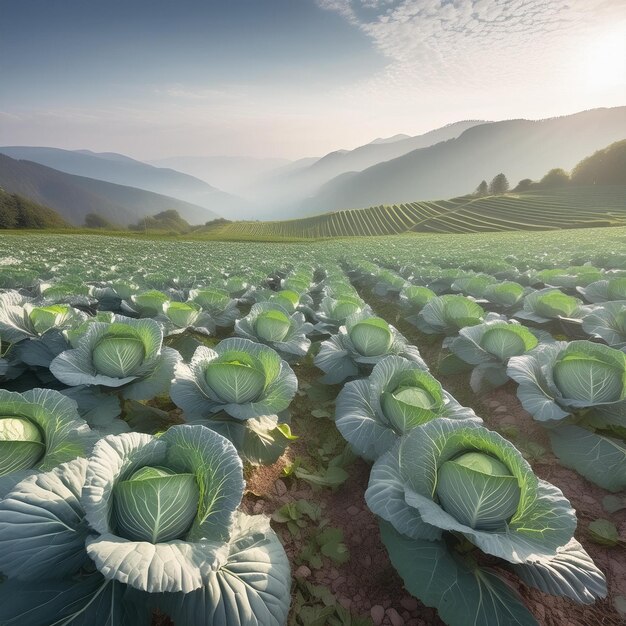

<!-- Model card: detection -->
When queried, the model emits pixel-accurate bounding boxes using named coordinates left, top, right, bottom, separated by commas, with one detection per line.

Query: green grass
left=192, top=185, right=626, bottom=240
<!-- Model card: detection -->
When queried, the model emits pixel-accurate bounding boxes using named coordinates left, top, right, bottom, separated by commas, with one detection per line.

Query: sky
left=1, top=0, right=625, bottom=160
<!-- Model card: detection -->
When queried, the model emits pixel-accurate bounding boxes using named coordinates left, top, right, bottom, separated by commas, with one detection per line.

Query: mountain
left=0, top=146, right=246, bottom=217
left=304, top=107, right=626, bottom=213
left=248, top=120, right=487, bottom=216
left=0, top=187, right=69, bottom=229
left=369, top=134, right=411, bottom=145
left=0, top=155, right=220, bottom=226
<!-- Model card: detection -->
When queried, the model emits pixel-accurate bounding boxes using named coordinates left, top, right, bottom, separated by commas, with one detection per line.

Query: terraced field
left=200, top=186, right=626, bottom=240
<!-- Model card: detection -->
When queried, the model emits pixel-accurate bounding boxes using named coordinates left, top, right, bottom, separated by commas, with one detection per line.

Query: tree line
left=473, top=138, right=626, bottom=197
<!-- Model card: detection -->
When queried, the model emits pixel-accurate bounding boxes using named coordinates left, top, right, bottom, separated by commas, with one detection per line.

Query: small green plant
left=272, top=499, right=322, bottom=537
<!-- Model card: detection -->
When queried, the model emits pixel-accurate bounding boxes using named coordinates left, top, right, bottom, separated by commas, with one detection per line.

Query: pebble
left=362, top=554, right=372, bottom=567
left=339, top=597, right=352, bottom=610
left=400, top=597, right=418, bottom=612
left=488, top=400, right=500, bottom=409
left=386, top=608, right=404, bottom=626
left=331, top=576, right=345, bottom=592
left=274, top=479, right=287, bottom=496
left=252, top=501, right=264, bottom=514
left=294, top=565, right=311, bottom=579
left=328, top=568, right=339, bottom=580
left=347, top=505, right=360, bottom=515
left=371, top=605, right=385, bottom=625
left=494, top=406, right=508, bottom=415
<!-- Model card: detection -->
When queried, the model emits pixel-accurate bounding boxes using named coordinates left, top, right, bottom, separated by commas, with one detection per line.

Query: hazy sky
left=1, top=0, right=624, bottom=160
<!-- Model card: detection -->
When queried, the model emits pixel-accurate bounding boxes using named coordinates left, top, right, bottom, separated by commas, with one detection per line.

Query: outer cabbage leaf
left=510, top=537, right=607, bottom=604
left=125, top=513, right=291, bottom=626
left=0, top=573, right=129, bottom=626
left=548, top=425, right=626, bottom=492
left=380, top=521, right=539, bottom=626
left=0, top=458, right=90, bottom=580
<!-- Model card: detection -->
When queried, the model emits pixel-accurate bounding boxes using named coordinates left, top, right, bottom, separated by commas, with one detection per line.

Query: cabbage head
left=483, top=281, right=526, bottom=308
left=314, top=295, right=369, bottom=333
left=578, top=277, right=626, bottom=303
left=366, top=418, right=606, bottom=626
left=171, top=337, right=297, bottom=421
left=50, top=316, right=180, bottom=400
left=335, top=356, right=479, bottom=460
left=0, top=425, right=291, bottom=625
left=0, top=388, right=92, bottom=496
left=444, top=320, right=544, bottom=392
left=189, top=287, right=241, bottom=328
left=515, top=288, right=584, bottom=324
left=235, top=302, right=313, bottom=361
left=315, top=311, right=426, bottom=384
left=508, top=340, right=626, bottom=491
left=0, top=291, right=86, bottom=343
left=414, top=295, right=487, bottom=335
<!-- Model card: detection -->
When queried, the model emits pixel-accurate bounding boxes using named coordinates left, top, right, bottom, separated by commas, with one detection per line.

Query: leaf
left=0, top=458, right=90, bottom=581
left=511, top=537, right=607, bottom=603
left=588, top=519, right=620, bottom=546
left=602, top=494, right=626, bottom=514
left=295, top=465, right=349, bottom=488
left=379, top=521, right=538, bottom=626
left=318, top=528, right=350, bottom=565
left=549, top=425, right=626, bottom=492
left=0, top=572, right=130, bottom=626
left=126, top=512, right=291, bottom=626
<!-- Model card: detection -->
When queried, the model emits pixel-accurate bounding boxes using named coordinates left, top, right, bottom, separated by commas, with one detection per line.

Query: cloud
left=317, top=0, right=625, bottom=94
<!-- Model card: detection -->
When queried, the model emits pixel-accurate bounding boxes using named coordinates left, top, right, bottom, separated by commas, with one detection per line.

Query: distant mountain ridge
left=302, top=107, right=626, bottom=213
left=247, top=120, right=489, bottom=216
left=0, top=154, right=220, bottom=226
left=0, top=146, right=246, bottom=217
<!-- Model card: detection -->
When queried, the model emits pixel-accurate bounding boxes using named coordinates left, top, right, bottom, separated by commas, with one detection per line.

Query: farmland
left=196, top=186, right=626, bottom=240
left=0, top=227, right=624, bottom=626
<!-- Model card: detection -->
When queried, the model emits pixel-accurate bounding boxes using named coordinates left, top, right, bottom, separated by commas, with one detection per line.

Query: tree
left=539, top=168, right=570, bottom=188
left=475, top=180, right=488, bottom=196
left=571, top=139, right=626, bottom=186
left=489, top=173, right=509, bottom=195
left=84, top=213, right=119, bottom=229
left=513, top=178, right=534, bottom=192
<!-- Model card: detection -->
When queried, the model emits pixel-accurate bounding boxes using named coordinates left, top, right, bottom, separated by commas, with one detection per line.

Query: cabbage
left=366, top=419, right=606, bottom=626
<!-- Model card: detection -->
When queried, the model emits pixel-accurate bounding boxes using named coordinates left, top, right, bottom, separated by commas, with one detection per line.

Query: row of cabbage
left=310, top=269, right=608, bottom=625
left=349, top=260, right=626, bottom=494
left=0, top=263, right=339, bottom=625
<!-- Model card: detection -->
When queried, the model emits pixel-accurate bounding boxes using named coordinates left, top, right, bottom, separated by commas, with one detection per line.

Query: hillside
left=302, top=107, right=626, bottom=213
left=249, top=120, right=487, bottom=216
left=0, top=188, right=69, bottom=229
left=571, top=138, right=626, bottom=185
left=194, top=186, right=626, bottom=240
left=0, top=146, right=246, bottom=216
left=0, top=155, right=220, bottom=226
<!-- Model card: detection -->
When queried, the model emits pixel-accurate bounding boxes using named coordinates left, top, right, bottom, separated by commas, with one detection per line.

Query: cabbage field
left=0, top=228, right=624, bottom=626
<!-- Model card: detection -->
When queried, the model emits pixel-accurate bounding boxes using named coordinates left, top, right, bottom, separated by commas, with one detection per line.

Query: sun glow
left=582, top=27, right=626, bottom=91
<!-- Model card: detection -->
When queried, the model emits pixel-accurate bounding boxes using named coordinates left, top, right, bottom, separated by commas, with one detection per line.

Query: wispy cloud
left=317, top=0, right=624, bottom=94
